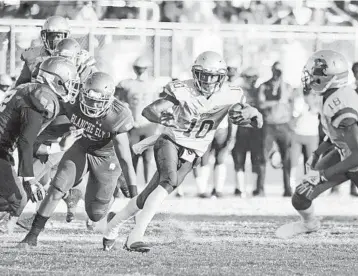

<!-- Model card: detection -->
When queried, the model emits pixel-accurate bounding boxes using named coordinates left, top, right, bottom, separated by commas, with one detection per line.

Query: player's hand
left=301, top=170, right=327, bottom=186
left=305, top=152, right=319, bottom=173
left=23, top=179, right=46, bottom=203
left=160, top=111, right=177, bottom=128
left=59, top=129, right=84, bottom=151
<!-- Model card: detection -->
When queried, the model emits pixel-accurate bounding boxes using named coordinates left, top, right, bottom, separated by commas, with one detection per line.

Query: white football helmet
left=302, top=50, right=349, bottom=95
left=192, top=51, right=227, bottom=97
left=41, top=16, right=70, bottom=53
left=80, top=72, right=115, bottom=118
left=37, top=56, right=80, bottom=103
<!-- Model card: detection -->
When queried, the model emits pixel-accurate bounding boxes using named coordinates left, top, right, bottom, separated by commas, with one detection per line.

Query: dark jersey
left=64, top=98, right=134, bottom=156
left=0, top=83, right=60, bottom=176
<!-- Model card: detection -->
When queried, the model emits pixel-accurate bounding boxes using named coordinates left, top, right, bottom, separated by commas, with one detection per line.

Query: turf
left=1, top=193, right=358, bottom=276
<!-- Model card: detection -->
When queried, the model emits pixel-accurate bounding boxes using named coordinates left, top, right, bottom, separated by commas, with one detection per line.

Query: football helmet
left=192, top=51, right=227, bottom=97
left=302, top=50, right=349, bottom=95
left=37, top=56, right=80, bottom=103
left=133, top=55, right=152, bottom=76
left=79, top=72, right=115, bottom=118
left=53, top=38, right=81, bottom=67
left=41, top=16, right=70, bottom=53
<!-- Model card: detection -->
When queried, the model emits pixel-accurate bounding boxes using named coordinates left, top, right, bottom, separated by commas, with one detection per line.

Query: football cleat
left=276, top=218, right=321, bottom=239
left=103, top=237, right=116, bottom=251
left=123, top=238, right=150, bottom=253
left=18, top=233, right=38, bottom=247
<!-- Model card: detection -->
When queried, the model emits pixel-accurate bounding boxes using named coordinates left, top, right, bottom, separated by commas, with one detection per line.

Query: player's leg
left=194, top=147, right=211, bottom=198
left=104, top=136, right=193, bottom=252
left=20, top=144, right=88, bottom=246
left=276, top=148, right=345, bottom=238
left=212, top=128, right=230, bottom=197
left=250, top=127, right=266, bottom=197
left=0, top=158, right=27, bottom=233
left=141, top=124, right=157, bottom=184
left=290, top=134, right=303, bottom=190
left=275, top=123, right=293, bottom=197
left=84, top=154, right=121, bottom=224
left=231, top=129, right=248, bottom=197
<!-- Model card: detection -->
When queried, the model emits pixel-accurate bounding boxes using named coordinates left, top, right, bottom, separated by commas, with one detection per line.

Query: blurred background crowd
left=1, top=0, right=358, bottom=199
left=1, top=0, right=358, bottom=26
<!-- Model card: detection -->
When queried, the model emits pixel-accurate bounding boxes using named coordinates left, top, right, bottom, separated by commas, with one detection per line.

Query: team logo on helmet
left=312, top=58, right=328, bottom=77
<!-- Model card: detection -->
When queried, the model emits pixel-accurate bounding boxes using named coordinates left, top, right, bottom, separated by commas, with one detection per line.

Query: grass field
left=1, top=165, right=358, bottom=276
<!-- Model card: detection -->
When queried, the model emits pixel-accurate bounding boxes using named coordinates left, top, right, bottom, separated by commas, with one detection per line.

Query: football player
left=103, top=51, right=263, bottom=253
left=276, top=50, right=358, bottom=239
left=15, top=16, right=70, bottom=86
left=20, top=72, right=137, bottom=246
left=115, top=56, right=160, bottom=184
left=193, top=59, right=242, bottom=198
left=0, top=57, right=80, bottom=231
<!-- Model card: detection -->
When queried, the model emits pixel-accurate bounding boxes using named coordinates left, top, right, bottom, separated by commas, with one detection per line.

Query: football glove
left=23, top=179, right=46, bottom=203
left=305, top=152, right=319, bottom=173
left=301, top=170, right=327, bottom=186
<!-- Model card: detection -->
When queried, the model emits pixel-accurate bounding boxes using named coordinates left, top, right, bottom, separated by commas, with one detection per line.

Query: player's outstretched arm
left=113, top=132, right=137, bottom=197
left=15, top=63, right=32, bottom=87
left=321, top=124, right=358, bottom=180
left=142, top=97, right=176, bottom=124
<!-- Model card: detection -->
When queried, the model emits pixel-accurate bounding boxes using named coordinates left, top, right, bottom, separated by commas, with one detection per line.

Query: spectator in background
left=0, top=74, right=12, bottom=103
left=232, top=67, right=266, bottom=197
left=289, top=88, right=320, bottom=189
left=352, top=62, right=358, bottom=92
left=258, top=61, right=293, bottom=197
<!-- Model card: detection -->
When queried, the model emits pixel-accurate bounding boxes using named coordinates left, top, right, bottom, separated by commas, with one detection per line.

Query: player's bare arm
left=306, top=136, right=334, bottom=170
left=142, top=97, right=176, bottom=125
left=113, top=132, right=138, bottom=197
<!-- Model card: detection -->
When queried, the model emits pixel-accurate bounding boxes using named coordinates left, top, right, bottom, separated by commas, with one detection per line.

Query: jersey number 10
left=183, top=119, right=214, bottom=138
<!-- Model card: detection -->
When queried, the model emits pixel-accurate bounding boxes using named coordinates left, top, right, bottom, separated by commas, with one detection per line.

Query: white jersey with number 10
left=162, top=79, right=245, bottom=156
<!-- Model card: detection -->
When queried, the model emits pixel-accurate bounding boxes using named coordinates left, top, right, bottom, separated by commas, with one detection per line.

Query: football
left=228, top=103, right=252, bottom=126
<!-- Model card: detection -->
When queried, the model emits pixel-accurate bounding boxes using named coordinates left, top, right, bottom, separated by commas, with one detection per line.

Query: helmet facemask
left=79, top=89, right=113, bottom=118
left=37, top=70, right=80, bottom=103
left=192, top=65, right=227, bottom=97
left=41, top=31, right=69, bottom=53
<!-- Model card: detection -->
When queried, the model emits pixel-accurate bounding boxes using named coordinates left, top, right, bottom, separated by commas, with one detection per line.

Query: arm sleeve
left=17, top=108, right=45, bottom=177
left=15, top=63, right=32, bottom=87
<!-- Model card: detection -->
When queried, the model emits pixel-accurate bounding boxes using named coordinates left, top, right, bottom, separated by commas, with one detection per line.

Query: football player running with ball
left=19, top=72, right=136, bottom=247
left=276, top=50, right=358, bottom=239
left=103, top=51, right=263, bottom=253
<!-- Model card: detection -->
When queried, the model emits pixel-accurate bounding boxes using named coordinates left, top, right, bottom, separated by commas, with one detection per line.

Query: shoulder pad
left=163, top=80, right=188, bottom=98
left=21, top=46, right=45, bottom=63
left=111, top=99, right=134, bottom=133
left=324, top=87, right=358, bottom=128
left=29, top=85, right=60, bottom=120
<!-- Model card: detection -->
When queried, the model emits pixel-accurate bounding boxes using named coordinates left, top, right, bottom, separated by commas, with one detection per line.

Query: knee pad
left=292, top=192, right=312, bottom=211
left=85, top=202, right=108, bottom=222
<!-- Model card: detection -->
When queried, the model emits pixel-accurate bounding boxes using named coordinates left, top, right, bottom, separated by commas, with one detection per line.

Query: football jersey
left=21, top=46, right=50, bottom=82
left=320, top=86, right=358, bottom=170
left=64, top=97, right=134, bottom=156
left=0, top=83, right=60, bottom=153
left=117, top=78, right=160, bottom=127
left=163, top=79, right=246, bottom=156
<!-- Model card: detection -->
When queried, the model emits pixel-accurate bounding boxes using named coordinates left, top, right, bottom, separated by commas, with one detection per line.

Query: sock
left=127, top=185, right=168, bottom=245
left=28, top=213, right=49, bottom=237
left=290, top=167, right=297, bottom=189
left=214, top=164, right=226, bottom=193
left=104, top=196, right=140, bottom=240
left=297, top=204, right=316, bottom=223
left=196, top=164, right=211, bottom=194
left=235, top=171, right=245, bottom=192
